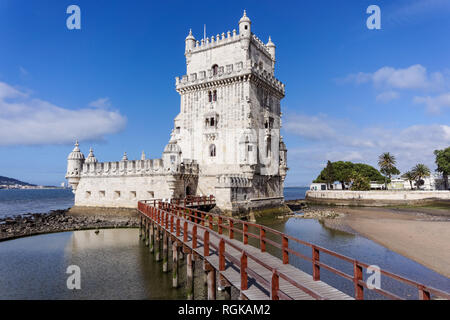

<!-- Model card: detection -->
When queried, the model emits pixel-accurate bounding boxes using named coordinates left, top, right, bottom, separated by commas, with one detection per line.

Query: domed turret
left=163, top=132, right=182, bottom=169
left=121, top=152, right=128, bottom=161
left=239, top=10, right=251, bottom=50
left=65, top=140, right=85, bottom=192
left=85, top=147, right=98, bottom=163
left=267, top=36, right=276, bottom=61
left=185, top=29, right=196, bottom=53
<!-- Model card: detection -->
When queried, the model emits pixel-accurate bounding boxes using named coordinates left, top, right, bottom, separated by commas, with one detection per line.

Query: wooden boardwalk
left=137, top=198, right=450, bottom=300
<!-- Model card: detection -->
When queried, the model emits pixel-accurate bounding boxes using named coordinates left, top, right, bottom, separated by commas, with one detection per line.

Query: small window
left=99, top=190, right=105, bottom=198
left=259, top=61, right=263, bottom=71
left=176, top=127, right=180, bottom=134
left=245, top=25, right=248, bottom=30
left=114, top=191, right=121, bottom=199
left=213, top=90, right=217, bottom=102
left=170, top=155, right=176, bottom=163
left=147, top=191, right=154, bottom=198
left=212, top=64, right=219, bottom=76
left=248, top=145, right=252, bottom=152
left=208, top=91, right=212, bottom=102
left=130, top=191, right=137, bottom=199
left=85, top=191, right=91, bottom=198
left=209, top=144, right=216, bottom=157
left=210, top=117, right=215, bottom=127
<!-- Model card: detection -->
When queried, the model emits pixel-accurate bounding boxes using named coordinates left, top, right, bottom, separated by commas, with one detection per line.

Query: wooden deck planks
left=150, top=213, right=353, bottom=300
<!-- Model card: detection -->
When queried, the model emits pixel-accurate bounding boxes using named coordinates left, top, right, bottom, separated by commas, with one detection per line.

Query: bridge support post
left=172, top=241, right=178, bottom=288
left=218, top=274, right=231, bottom=300
left=205, top=262, right=216, bottom=300
left=186, top=252, right=194, bottom=300
left=149, top=221, right=154, bottom=253
left=139, top=216, right=142, bottom=238
left=163, top=231, right=169, bottom=272
left=145, top=221, right=149, bottom=247
left=155, top=226, right=161, bottom=262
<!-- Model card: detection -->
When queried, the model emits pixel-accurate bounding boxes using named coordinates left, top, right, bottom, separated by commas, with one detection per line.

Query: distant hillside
left=0, top=176, right=36, bottom=186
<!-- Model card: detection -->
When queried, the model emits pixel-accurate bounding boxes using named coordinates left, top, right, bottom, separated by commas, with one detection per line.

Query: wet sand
left=325, top=206, right=450, bottom=278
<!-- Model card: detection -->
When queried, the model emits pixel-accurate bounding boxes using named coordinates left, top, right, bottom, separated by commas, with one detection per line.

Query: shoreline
left=0, top=209, right=138, bottom=242
left=299, top=205, right=450, bottom=278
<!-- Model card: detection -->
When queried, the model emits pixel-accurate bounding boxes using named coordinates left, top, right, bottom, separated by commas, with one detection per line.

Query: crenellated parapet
left=176, top=60, right=284, bottom=95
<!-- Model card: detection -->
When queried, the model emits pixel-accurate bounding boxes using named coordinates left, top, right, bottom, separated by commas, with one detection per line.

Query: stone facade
left=66, top=11, right=288, bottom=215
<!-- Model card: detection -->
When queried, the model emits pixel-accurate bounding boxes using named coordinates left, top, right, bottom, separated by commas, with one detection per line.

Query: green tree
left=322, top=160, right=336, bottom=190
left=378, top=152, right=400, bottom=189
left=314, top=161, right=384, bottom=189
left=350, top=173, right=371, bottom=191
left=401, top=171, right=415, bottom=190
left=434, top=147, right=450, bottom=190
left=411, top=164, right=431, bottom=190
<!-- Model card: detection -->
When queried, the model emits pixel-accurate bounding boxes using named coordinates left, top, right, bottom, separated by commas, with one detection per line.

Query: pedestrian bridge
left=137, top=197, right=449, bottom=300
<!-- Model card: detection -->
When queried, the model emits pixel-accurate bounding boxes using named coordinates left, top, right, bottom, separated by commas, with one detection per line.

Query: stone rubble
left=0, top=209, right=138, bottom=241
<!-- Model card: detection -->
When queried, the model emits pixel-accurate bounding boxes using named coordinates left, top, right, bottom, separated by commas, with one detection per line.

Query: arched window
left=259, top=61, right=263, bottom=71
left=209, top=144, right=216, bottom=157
left=266, top=137, right=272, bottom=158
left=213, top=90, right=217, bottom=102
left=212, top=64, right=219, bottom=76
left=208, top=91, right=212, bottom=102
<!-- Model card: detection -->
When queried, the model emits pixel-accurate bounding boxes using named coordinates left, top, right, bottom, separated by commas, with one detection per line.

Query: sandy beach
left=323, top=206, right=450, bottom=278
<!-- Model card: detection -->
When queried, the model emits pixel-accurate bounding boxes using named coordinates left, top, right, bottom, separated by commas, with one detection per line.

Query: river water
left=0, top=186, right=448, bottom=299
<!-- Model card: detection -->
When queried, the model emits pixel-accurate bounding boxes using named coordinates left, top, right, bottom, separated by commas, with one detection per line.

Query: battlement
left=80, top=159, right=199, bottom=177
left=176, top=60, right=284, bottom=95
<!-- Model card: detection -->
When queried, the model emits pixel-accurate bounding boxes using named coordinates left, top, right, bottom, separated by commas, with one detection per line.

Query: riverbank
left=297, top=205, right=450, bottom=278
left=0, top=209, right=138, bottom=242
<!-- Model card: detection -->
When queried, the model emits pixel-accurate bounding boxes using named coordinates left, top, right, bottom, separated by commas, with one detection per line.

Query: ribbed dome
left=266, top=36, right=275, bottom=47
left=164, top=140, right=181, bottom=153
left=185, top=29, right=195, bottom=41
left=67, top=140, right=85, bottom=160
left=85, top=147, right=98, bottom=163
left=239, top=10, right=251, bottom=23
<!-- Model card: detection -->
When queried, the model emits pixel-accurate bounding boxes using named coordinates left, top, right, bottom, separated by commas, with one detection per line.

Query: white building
left=66, top=12, right=288, bottom=216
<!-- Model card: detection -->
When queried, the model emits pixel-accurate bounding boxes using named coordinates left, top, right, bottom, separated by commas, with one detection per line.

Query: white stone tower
left=174, top=11, right=287, bottom=213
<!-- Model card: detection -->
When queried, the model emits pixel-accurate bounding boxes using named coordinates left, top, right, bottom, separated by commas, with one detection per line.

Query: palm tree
left=411, top=164, right=431, bottom=190
left=401, top=171, right=415, bottom=190
left=378, top=152, right=398, bottom=190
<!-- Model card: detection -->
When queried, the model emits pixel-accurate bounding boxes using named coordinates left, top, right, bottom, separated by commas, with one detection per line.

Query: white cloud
left=343, top=64, right=445, bottom=91
left=413, top=93, right=450, bottom=113
left=376, top=90, right=399, bottom=103
left=89, top=97, right=111, bottom=108
left=0, top=82, right=127, bottom=146
left=284, top=112, right=450, bottom=184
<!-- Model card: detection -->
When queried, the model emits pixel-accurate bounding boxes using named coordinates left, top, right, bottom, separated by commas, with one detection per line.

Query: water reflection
left=0, top=219, right=448, bottom=300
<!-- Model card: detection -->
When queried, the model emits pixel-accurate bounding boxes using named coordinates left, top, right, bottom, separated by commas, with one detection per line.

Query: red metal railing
left=138, top=199, right=450, bottom=300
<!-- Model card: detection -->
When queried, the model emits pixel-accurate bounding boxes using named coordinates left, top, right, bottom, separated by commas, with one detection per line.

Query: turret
left=85, top=147, right=98, bottom=163
left=239, top=10, right=251, bottom=50
left=65, top=140, right=85, bottom=192
left=185, top=29, right=196, bottom=54
left=239, top=10, right=251, bottom=37
left=267, top=36, right=276, bottom=61
left=163, top=131, right=182, bottom=170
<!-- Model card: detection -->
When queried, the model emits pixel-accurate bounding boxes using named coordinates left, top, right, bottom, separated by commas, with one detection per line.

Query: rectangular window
left=114, top=191, right=121, bottom=199
left=147, top=191, right=154, bottom=198
left=99, top=190, right=105, bottom=198
left=85, top=191, right=91, bottom=198
left=130, top=191, right=136, bottom=200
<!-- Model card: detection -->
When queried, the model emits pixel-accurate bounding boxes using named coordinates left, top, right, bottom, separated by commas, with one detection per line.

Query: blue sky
left=1, top=0, right=449, bottom=186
